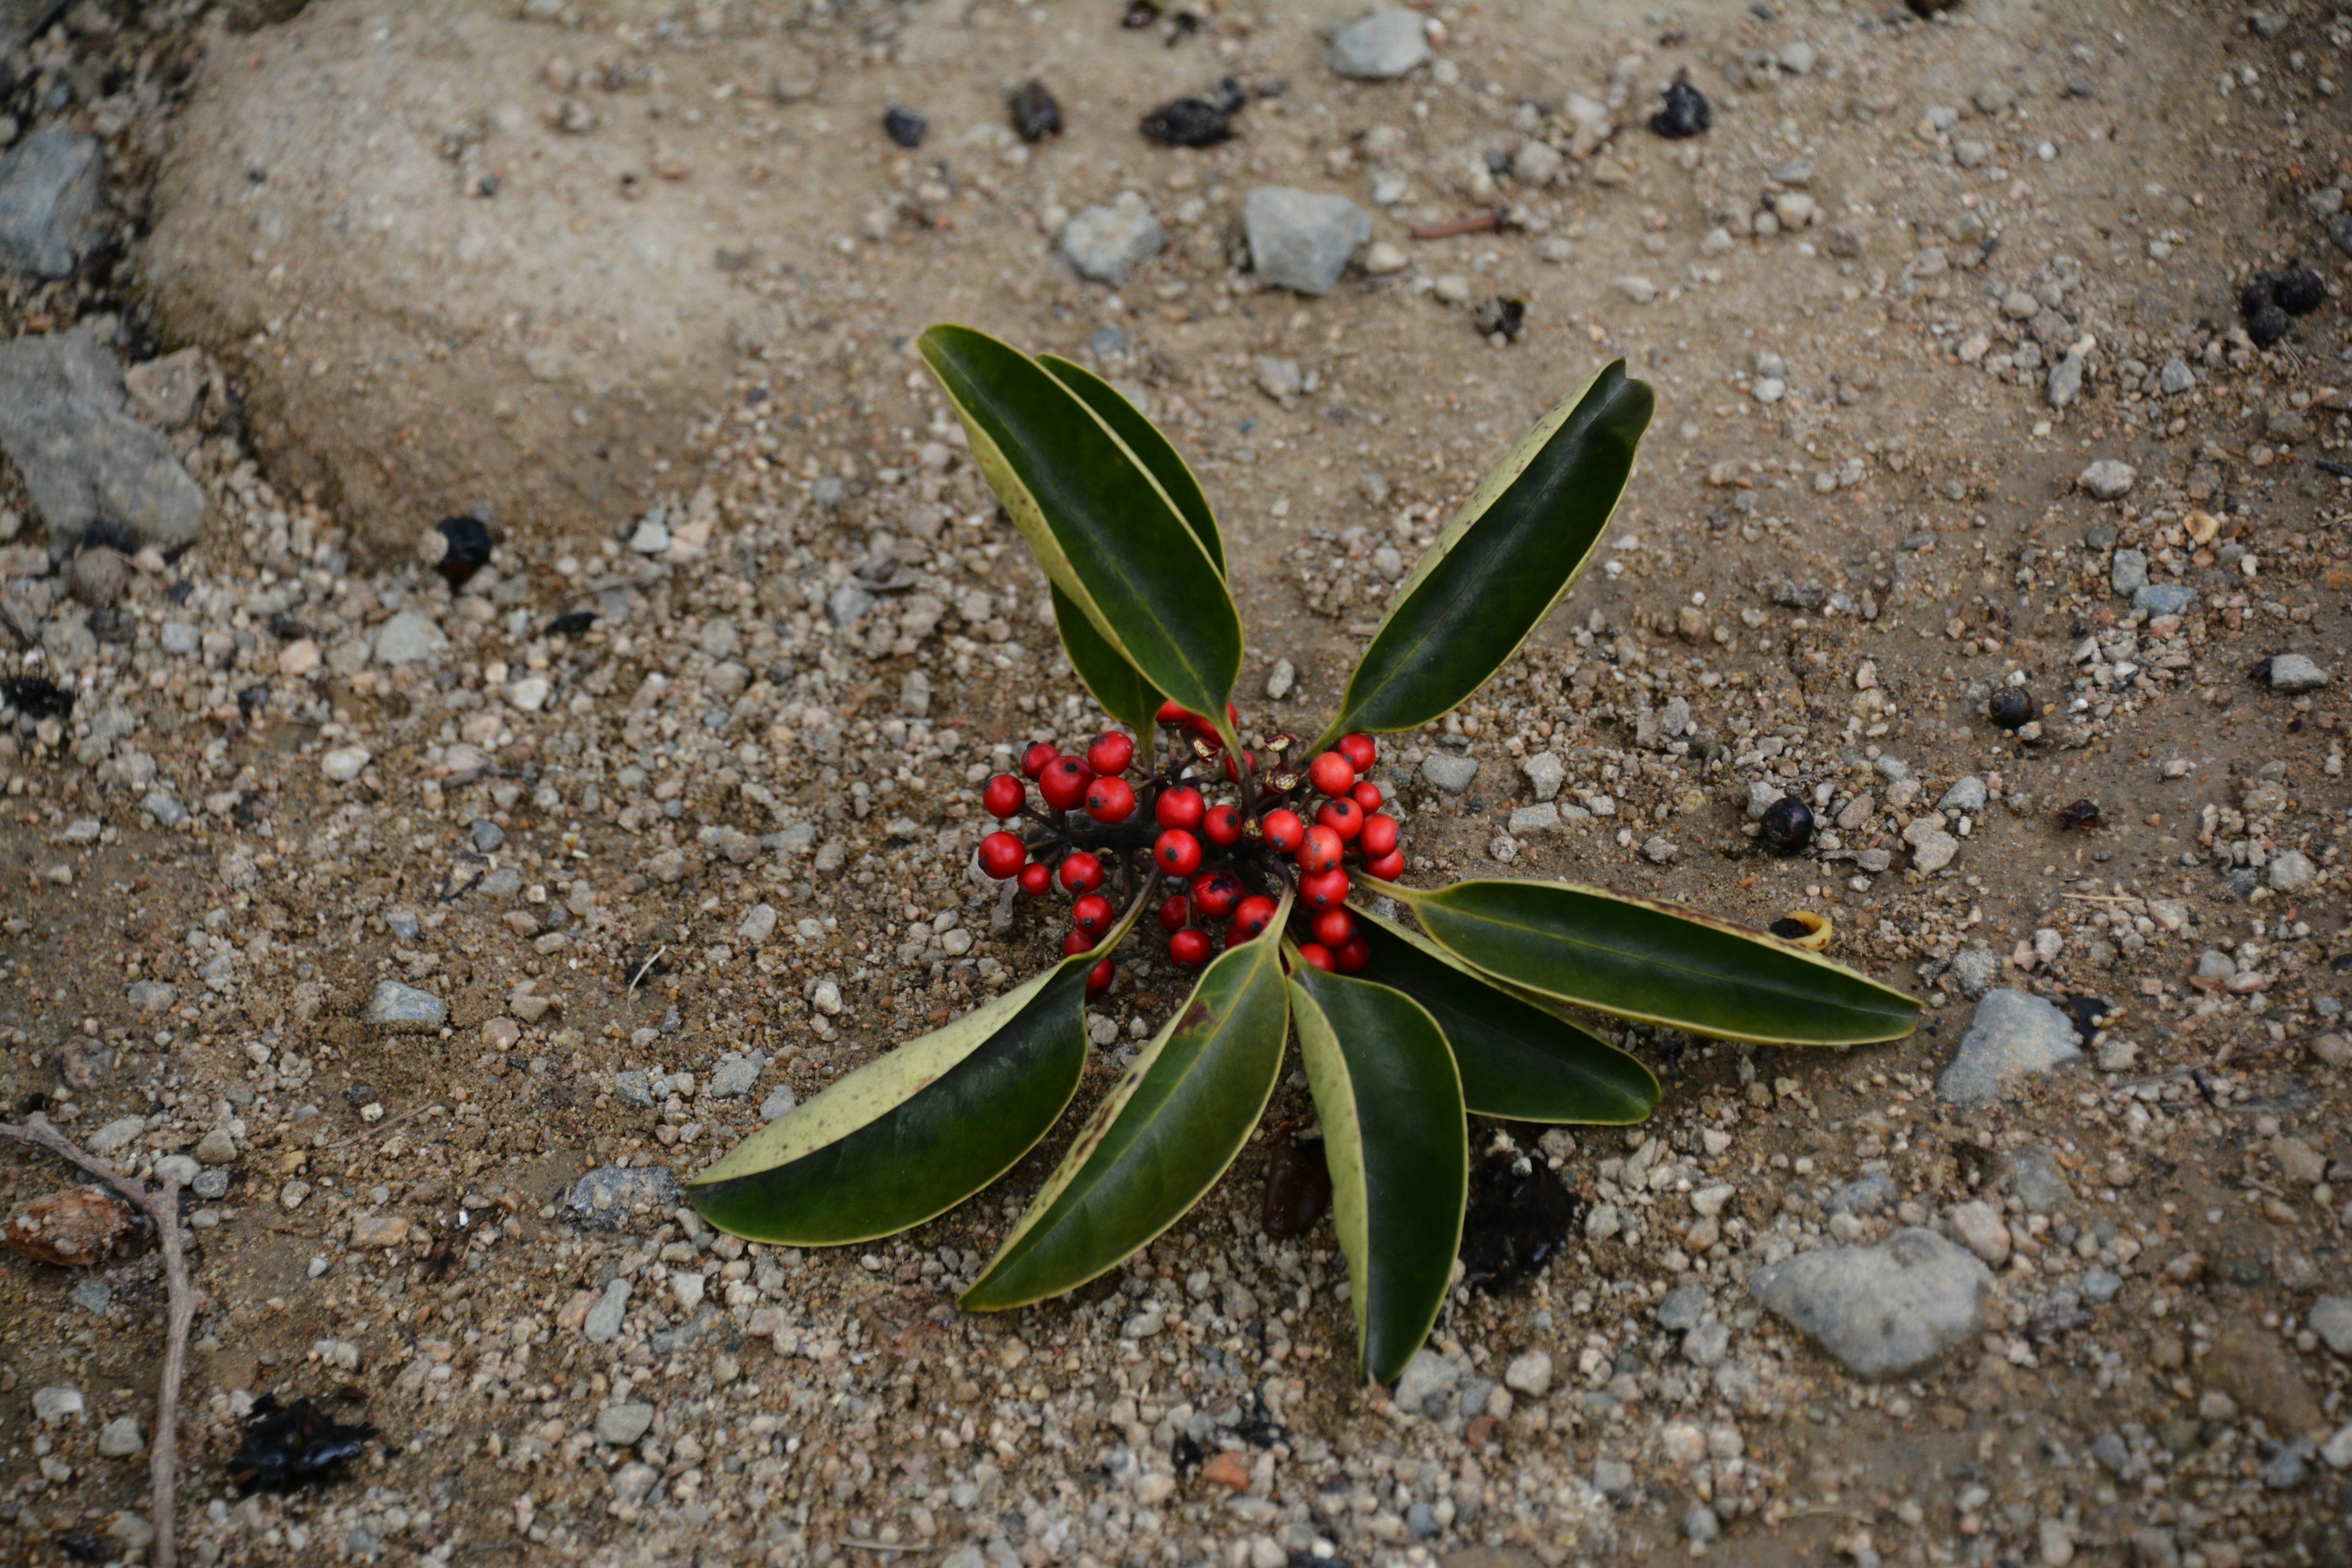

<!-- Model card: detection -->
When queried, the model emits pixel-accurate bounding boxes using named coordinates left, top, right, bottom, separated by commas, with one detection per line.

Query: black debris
left=57, top=1532, right=106, bottom=1564
left=1758, top=796, right=1814, bottom=855
left=1988, top=686, right=2036, bottom=730
left=1121, top=0, right=1161, bottom=24
left=432, top=515, right=494, bottom=587
left=81, top=518, right=138, bottom=557
left=2059, top=994, right=2113, bottom=1044
left=546, top=609, right=600, bottom=636
left=226, top=1396, right=376, bottom=1491
left=1142, top=78, right=1243, bottom=147
left=3, top=676, right=74, bottom=720
left=1010, top=80, right=1063, bottom=142
left=1650, top=70, right=1711, bottom=138
left=2272, top=265, right=2328, bottom=316
left=2055, top=799, right=2103, bottom=831
left=1768, top=916, right=1814, bottom=940
left=1261, top=1125, right=1331, bottom=1239
left=1473, top=296, right=1528, bottom=342
left=883, top=106, right=929, bottom=148
left=1459, top=1146, right=1576, bottom=1291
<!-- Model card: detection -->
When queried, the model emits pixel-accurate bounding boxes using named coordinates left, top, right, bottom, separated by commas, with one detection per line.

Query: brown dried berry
left=4, top=1186, right=132, bottom=1267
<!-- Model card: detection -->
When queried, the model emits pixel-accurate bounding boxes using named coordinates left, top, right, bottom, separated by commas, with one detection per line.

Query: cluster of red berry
left=974, top=704, right=1403, bottom=993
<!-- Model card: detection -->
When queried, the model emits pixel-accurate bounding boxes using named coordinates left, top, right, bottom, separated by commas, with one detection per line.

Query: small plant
left=692, top=326, right=1919, bottom=1382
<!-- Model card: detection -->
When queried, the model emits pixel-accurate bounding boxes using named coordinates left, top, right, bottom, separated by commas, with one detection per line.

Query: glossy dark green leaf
left=690, top=903, right=1142, bottom=1245
left=1287, top=959, right=1466, bottom=1385
left=963, top=925, right=1289, bottom=1309
left=921, top=324, right=1242, bottom=749
left=1365, top=876, right=1920, bottom=1047
left=1323, top=363, right=1653, bottom=744
left=1352, top=907, right=1657, bottom=1124
left=1051, top=581, right=1162, bottom=736
left=1037, top=355, right=1224, bottom=579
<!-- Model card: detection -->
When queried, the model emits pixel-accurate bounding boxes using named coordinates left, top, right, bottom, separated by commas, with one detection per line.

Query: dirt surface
left=6, top=2, right=2352, bottom=1567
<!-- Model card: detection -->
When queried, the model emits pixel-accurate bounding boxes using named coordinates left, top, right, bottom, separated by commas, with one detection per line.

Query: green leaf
left=962, top=924, right=1290, bottom=1310
left=1323, top=363, right=1653, bottom=744
left=1364, top=876, right=1920, bottom=1047
left=1036, top=355, right=1225, bottom=579
left=1287, top=959, right=1466, bottom=1385
left=690, top=902, right=1142, bottom=1246
left=1051, top=581, right=1162, bottom=736
left=1352, top=906, right=1657, bottom=1124
left=921, top=324, right=1242, bottom=749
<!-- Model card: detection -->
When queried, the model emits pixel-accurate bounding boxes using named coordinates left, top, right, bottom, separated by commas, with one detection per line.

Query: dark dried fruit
left=1768, top=916, right=1812, bottom=940
left=2, top=677, right=73, bottom=720
left=226, top=1396, right=375, bottom=1491
left=1010, top=80, right=1063, bottom=142
left=1473, top=296, right=1528, bottom=342
left=1650, top=71, right=1711, bottom=138
left=2273, top=265, right=2327, bottom=316
left=1261, top=1124, right=1331, bottom=1238
left=883, top=106, right=929, bottom=148
left=431, top=516, right=494, bottom=586
left=1988, top=686, right=2035, bottom=729
left=2055, top=798, right=2102, bottom=831
left=2246, top=302, right=2290, bottom=349
left=1758, top=796, right=1814, bottom=855
left=1142, top=78, right=1242, bottom=147
left=1459, top=1147, right=1576, bottom=1291
left=4, top=1185, right=132, bottom=1267
left=546, top=609, right=599, bottom=636
left=267, top=613, right=315, bottom=641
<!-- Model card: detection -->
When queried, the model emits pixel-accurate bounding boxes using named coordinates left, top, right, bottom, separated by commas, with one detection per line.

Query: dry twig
left=1, top=1114, right=201, bottom=1568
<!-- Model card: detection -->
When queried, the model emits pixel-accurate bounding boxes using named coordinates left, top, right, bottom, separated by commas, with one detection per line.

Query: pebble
left=567, top=1164, right=685, bottom=1232
left=1937, top=989, right=2083, bottom=1104
left=362, top=979, right=447, bottom=1033
left=67, top=546, right=127, bottom=608
left=1243, top=187, right=1371, bottom=296
left=1502, top=1348, right=1552, bottom=1397
left=584, top=1278, right=631, bottom=1344
left=2047, top=353, right=2086, bottom=410
left=1507, top=803, right=1558, bottom=834
left=708, top=1050, right=766, bottom=1099
left=597, top=1401, right=657, bottom=1446
left=1060, top=195, right=1167, bottom=287
left=372, top=610, right=448, bottom=666
left=1657, top=1285, right=1708, bottom=1332
left=2077, top=459, right=2137, bottom=499
left=1326, top=9, right=1430, bottom=80
left=0, top=126, right=103, bottom=277
left=1779, top=40, right=1817, bottom=75
left=737, top=903, right=778, bottom=944
left=2263, top=653, right=2329, bottom=693
left=88, top=1116, right=145, bottom=1158
left=0, top=326, right=209, bottom=549
left=2005, top=1147, right=2075, bottom=1212
left=1392, top=1348, right=1459, bottom=1408
left=4, top=1185, right=131, bottom=1266
left=2134, top=583, right=2199, bottom=617
left=2160, top=357, right=2196, bottom=394
left=1254, top=356, right=1303, bottom=402
left=1947, top=1200, right=2011, bottom=1265
left=2268, top=850, right=2316, bottom=891
left=2311, top=1296, right=2352, bottom=1357
left=194, top=1126, right=238, bottom=1165
left=1264, top=658, right=1295, bottom=699
left=1747, top=1227, right=1989, bottom=1378
left=69, top=1279, right=111, bottom=1313
left=1903, top=820, right=1959, bottom=873
left=1419, top=753, right=1478, bottom=794
left=1522, top=750, right=1564, bottom=802
left=1936, top=775, right=1988, bottom=814
left=1362, top=240, right=1407, bottom=274
left=32, top=1386, right=84, bottom=1423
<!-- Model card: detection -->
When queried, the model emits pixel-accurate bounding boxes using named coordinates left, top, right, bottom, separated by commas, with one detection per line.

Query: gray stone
left=707, top=1050, right=764, bottom=1099
left=2109, top=548, right=2150, bottom=595
left=1502, top=1348, right=1552, bottom=1397
left=2048, top=353, right=2086, bottom=410
left=69, top=1279, right=111, bottom=1314
left=1937, top=775, right=1988, bottom=815
left=760, top=1086, right=797, bottom=1121
left=1420, top=753, right=1479, bottom=794
left=567, top=1164, right=685, bottom=1232
left=2269, top=851, right=2316, bottom=892
left=2078, top=459, right=2137, bottom=499
left=32, top=1385, right=83, bottom=1423
left=0, top=327, right=207, bottom=550
left=614, top=1070, right=655, bottom=1109
left=1683, top=1505, right=1721, bottom=1545
left=2264, top=654, right=2329, bottom=694
left=826, top=580, right=875, bottom=628
left=610, top=1461, right=660, bottom=1507
left=372, top=610, right=448, bottom=666
left=1243, top=187, right=1371, bottom=296
left=1327, top=9, right=1429, bottom=79
left=1522, top=750, right=1565, bottom=802
left=1830, top=1170, right=1896, bottom=1216
left=194, top=1126, right=237, bottom=1164
left=1748, top=1227, right=1989, bottom=1378
left=1947, top=948, right=2001, bottom=998
left=2004, top=1147, right=2074, bottom=1213
left=583, top=1277, right=631, bottom=1343
left=1392, top=1348, right=1458, bottom=1408
left=470, top=818, right=505, bottom=853
left=2311, top=1297, right=2352, bottom=1357
left=1507, top=802, right=1559, bottom=835
left=1657, top=1284, right=1708, bottom=1333
left=596, top=1401, right=656, bottom=1446
left=97, top=1415, right=141, bottom=1457
left=2133, top=583, right=2199, bottom=617
left=1254, top=355, right=1303, bottom=402
left=0, top=126, right=102, bottom=278
left=86, top=1115, right=145, bottom=1157
left=1593, top=1457, right=1634, bottom=1495
left=2160, top=358, right=2195, bottom=394
left=898, top=669, right=931, bottom=718
left=363, top=979, right=445, bottom=1033
left=2082, top=1270, right=2124, bottom=1303
left=1061, top=195, right=1167, bottom=287
left=140, top=790, right=189, bottom=829
left=192, top=1170, right=228, bottom=1200
left=2263, top=1438, right=2315, bottom=1490
left=1937, top=989, right=2082, bottom=1104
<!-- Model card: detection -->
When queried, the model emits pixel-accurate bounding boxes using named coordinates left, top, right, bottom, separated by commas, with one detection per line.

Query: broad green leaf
left=920, top=324, right=1242, bottom=751
left=1052, top=581, right=1163, bottom=736
left=1352, top=907, right=1657, bottom=1124
left=1321, top=363, right=1653, bottom=745
left=690, top=902, right=1142, bottom=1246
left=963, top=922, right=1290, bottom=1309
left=1288, top=959, right=1466, bottom=1385
left=1036, top=355, right=1225, bottom=579
left=1364, top=876, right=1920, bottom=1047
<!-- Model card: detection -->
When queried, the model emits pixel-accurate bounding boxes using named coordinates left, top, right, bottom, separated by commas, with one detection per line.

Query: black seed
left=1142, top=80, right=1241, bottom=146
left=1010, top=80, right=1063, bottom=142
left=225, top=1395, right=375, bottom=1491
left=2247, top=301, right=2291, bottom=349
left=1650, top=73, right=1712, bottom=138
left=268, top=613, right=314, bottom=641
left=883, top=106, right=929, bottom=148
left=81, top=518, right=138, bottom=556
left=1768, top=916, right=1812, bottom=940
left=1473, top=296, right=1528, bottom=342
left=1261, top=1127, right=1331, bottom=1239
left=1988, top=686, right=2035, bottom=729
left=1758, top=796, right=1814, bottom=855
left=2241, top=277, right=2280, bottom=320
left=433, top=515, right=494, bottom=586
left=2, top=676, right=73, bottom=720
left=2055, top=798, right=2102, bottom=831
left=1459, top=1148, right=1577, bottom=1292
left=546, top=609, right=600, bottom=636
left=2273, top=265, right=2328, bottom=316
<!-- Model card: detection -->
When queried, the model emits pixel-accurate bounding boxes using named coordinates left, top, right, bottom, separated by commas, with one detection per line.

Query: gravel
left=2263, top=653, right=2329, bottom=693
left=0, top=326, right=208, bottom=549
left=1937, top=989, right=2084, bottom=1104
left=361, top=979, right=446, bottom=1032
left=2078, top=459, right=2138, bottom=499
left=1060, top=195, right=1167, bottom=287
left=1748, top=1227, right=1991, bottom=1379
left=1420, top=753, right=1479, bottom=793
left=0, top=126, right=102, bottom=277
left=566, top=1164, right=687, bottom=1231
left=1243, top=187, right=1371, bottom=296
left=1325, top=9, right=1430, bottom=80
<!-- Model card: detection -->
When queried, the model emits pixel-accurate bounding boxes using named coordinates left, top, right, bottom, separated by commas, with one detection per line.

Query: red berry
left=1362, top=848, right=1404, bottom=881
left=1349, top=780, right=1385, bottom=813
left=1337, top=733, right=1378, bottom=772
left=1058, top=851, right=1104, bottom=895
left=1311, top=908, right=1356, bottom=948
left=1299, top=867, right=1350, bottom=911
left=1086, top=731, right=1136, bottom=777
left=1316, top=797, right=1363, bottom=842
left=1038, top=756, right=1093, bottom=812
left=1295, top=941, right=1335, bottom=973
left=1202, top=802, right=1243, bottom=846
left=1168, top=929, right=1213, bottom=969
left=1085, top=775, right=1137, bottom=824
left=1072, top=893, right=1115, bottom=936
left=1308, top=751, right=1356, bottom=797
left=1018, top=862, right=1054, bottom=897
left=1063, top=928, right=1098, bottom=956
left=1021, top=741, right=1058, bottom=779
left=1334, top=936, right=1370, bottom=973
left=1262, top=809, right=1305, bottom=854
left=982, top=774, right=1027, bottom=819
left=1156, top=699, right=1196, bottom=728
left=1157, top=894, right=1191, bottom=932
left=1358, top=813, right=1400, bottom=859
left=1190, top=870, right=1242, bottom=921
left=1155, top=786, right=1205, bottom=831
left=1297, top=824, right=1344, bottom=875
left=1087, top=957, right=1115, bottom=995
left=1232, top=895, right=1278, bottom=938
left=1153, top=829, right=1202, bottom=878
left=977, top=831, right=1027, bottom=880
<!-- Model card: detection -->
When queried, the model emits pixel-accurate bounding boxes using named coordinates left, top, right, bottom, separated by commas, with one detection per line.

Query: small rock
left=2159, top=358, right=2195, bottom=394
left=123, top=348, right=211, bottom=431
left=1507, top=803, right=1558, bottom=835
left=1512, top=139, right=1563, bottom=187
left=2310, top=1296, right=2352, bottom=1357
left=2048, top=353, right=2086, bottom=410
left=1254, top=356, right=1304, bottom=402
left=1243, top=187, right=1371, bottom=296
left=4, top=1186, right=132, bottom=1267
left=1420, top=753, right=1478, bottom=794
left=86, top=1117, right=145, bottom=1158
left=69, top=1279, right=111, bottom=1314
left=32, top=1385, right=84, bottom=1423
left=1905, top=821, right=1959, bottom=873
left=1947, top=1199, right=2012, bottom=1265
left=1392, top=1348, right=1459, bottom=1408
left=826, top=581, right=875, bottom=628
left=0, top=326, right=208, bottom=550
left=2078, top=460, right=2137, bottom=500
left=1502, top=1349, right=1553, bottom=1398
left=1523, top=750, right=1565, bottom=802
left=1937, top=776, right=1988, bottom=815
left=363, top=979, right=445, bottom=1033
left=372, top=610, right=448, bottom=666
left=1937, top=989, right=2083, bottom=1105
left=2134, top=583, right=2199, bottom=617
left=567, top=1165, right=685, bottom=1232
left=737, top=903, right=778, bottom=944
left=760, top=1087, right=797, bottom=1122
left=1683, top=1506, right=1721, bottom=1545
left=0, top=126, right=103, bottom=277
left=2268, top=851, right=2316, bottom=892
left=194, top=1126, right=238, bottom=1165
left=1748, top=1227, right=1989, bottom=1378
left=67, top=547, right=127, bottom=608
left=1265, top=658, right=1296, bottom=700
left=1779, top=40, right=1817, bottom=75
left=1061, top=195, right=1167, bottom=287
left=2109, top=548, right=2150, bottom=595
left=708, top=1051, right=764, bottom=1099
left=97, top=1416, right=142, bottom=1457
left=2005, top=1147, right=2075, bottom=1213
left=1327, top=9, right=1430, bottom=80
left=1362, top=240, right=1408, bottom=274
left=349, top=1214, right=410, bottom=1250
left=2263, top=653, right=2329, bottom=694
left=1593, top=1457, right=1635, bottom=1495
left=597, top=1401, right=657, bottom=1446
left=2203, top=1329, right=2323, bottom=1435
left=1657, top=1285, right=1708, bottom=1332
left=584, top=1278, right=631, bottom=1343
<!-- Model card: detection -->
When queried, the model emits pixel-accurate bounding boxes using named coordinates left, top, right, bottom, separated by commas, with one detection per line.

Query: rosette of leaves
left=692, top=326, right=1920, bottom=1384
